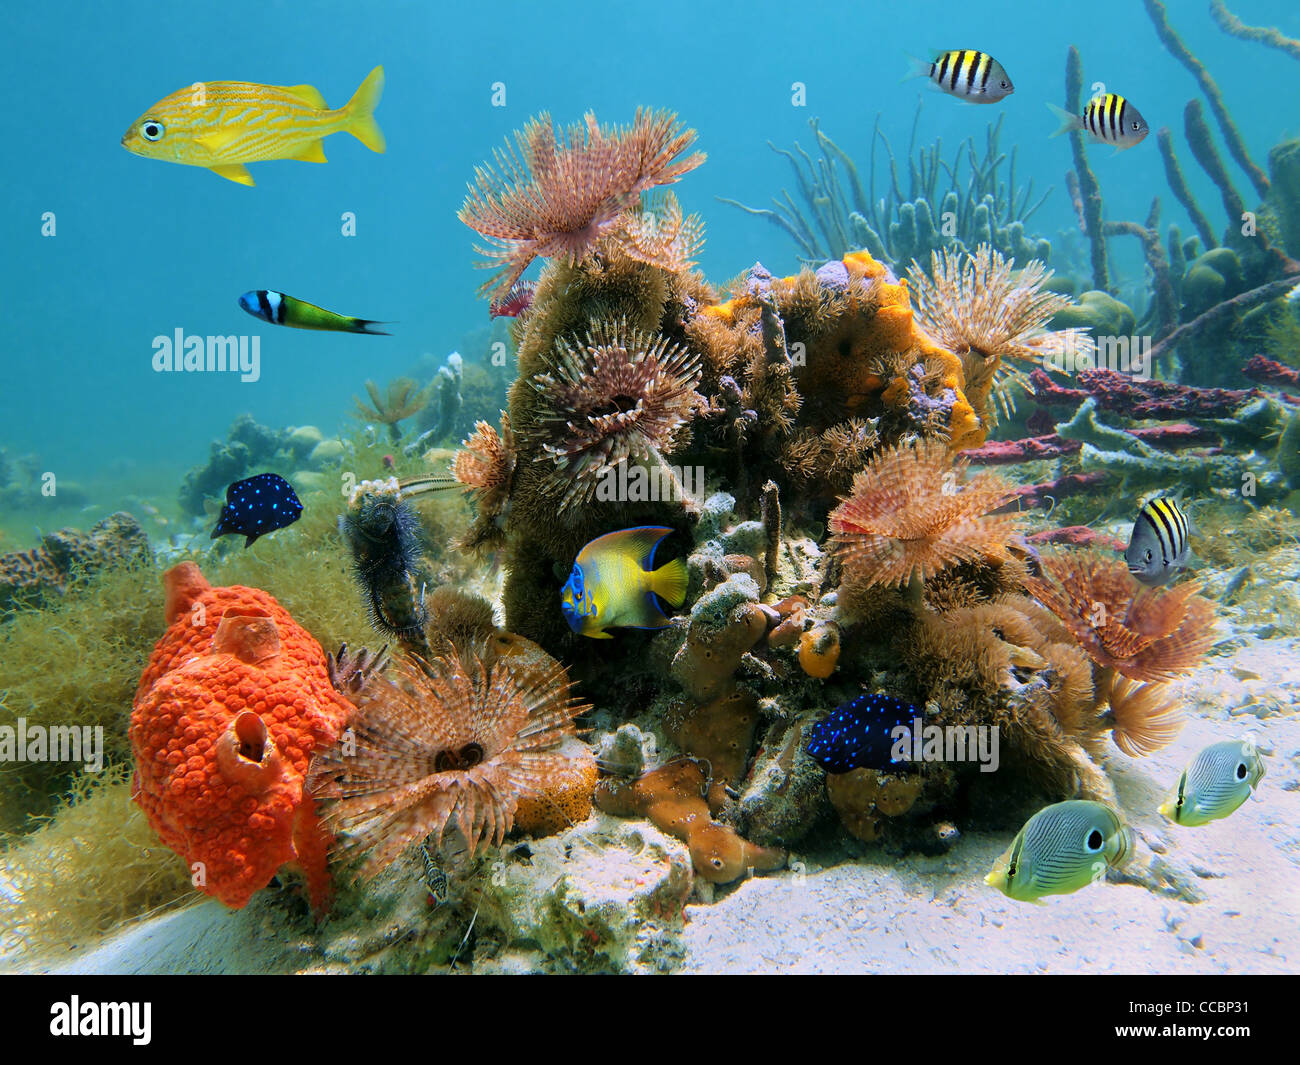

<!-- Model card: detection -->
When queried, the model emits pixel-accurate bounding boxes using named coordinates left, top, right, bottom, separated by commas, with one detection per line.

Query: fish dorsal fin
left=282, top=83, right=328, bottom=109
left=581, top=525, right=674, bottom=571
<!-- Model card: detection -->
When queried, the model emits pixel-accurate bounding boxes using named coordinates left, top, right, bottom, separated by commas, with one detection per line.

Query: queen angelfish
left=1160, top=740, right=1265, bottom=826
left=986, top=800, right=1133, bottom=903
left=560, top=527, right=688, bottom=639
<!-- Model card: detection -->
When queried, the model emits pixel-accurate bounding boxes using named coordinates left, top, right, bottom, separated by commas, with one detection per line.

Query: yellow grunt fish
left=121, top=66, right=385, bottom=186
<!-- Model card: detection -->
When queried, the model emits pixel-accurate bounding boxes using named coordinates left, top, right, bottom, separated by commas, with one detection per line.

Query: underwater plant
left=721, top=114, right=1052, bottom=271
left=307, top=649, right=590, bottom=879
left=531, top=317, right=705, bottom=511
left=458, top=109, right=706, bottom=300
left=828, top=439, right=1023, bottom=593
left=908, top=244, right=1094, bottom=425
left=352, top=377, right=435, bottom=443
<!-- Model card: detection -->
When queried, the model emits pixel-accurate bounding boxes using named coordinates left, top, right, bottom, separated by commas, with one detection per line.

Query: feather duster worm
left=458, top=109, right=706, bottom=300
left=531, top=317, right=704, bottom=510
left=1024, top=548, right=1216, bottom=683
left=450, top=415, right=517, bottom=553
left=307, top=650, right=590, bottom=879
left=1101, top=671, right=1185, bottom=756
left=828, top=439, right=1024, bottom=590
left=908, top=244, right=1095, bottom=426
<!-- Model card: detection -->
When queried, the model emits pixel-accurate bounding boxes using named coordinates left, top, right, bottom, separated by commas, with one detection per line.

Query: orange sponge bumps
left=130, top=563, right=351, bottom=913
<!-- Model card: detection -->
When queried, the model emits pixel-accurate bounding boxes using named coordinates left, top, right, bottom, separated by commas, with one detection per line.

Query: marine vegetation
left=721, top=112, right=1052, bottom=272
left=353, top=377, right=435, bottom=443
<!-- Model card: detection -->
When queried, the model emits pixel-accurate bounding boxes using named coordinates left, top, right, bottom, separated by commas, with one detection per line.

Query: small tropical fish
left=121, top=66, right=385, bottom=186
left=560, top=526, right=688, bottom=639
left=1125, top=495, right=1194, bottom=586
left=210, top=473, right=303, bottom=547
left=490, top=280, right=537, bottom=318
left=1048, top=94, right=1149, bottom=151
left=985, top=800, right=1133, bottom=903
left=419, top=843, right=450, bottom=906
left=910, top=50, right=1014, bottom=104
left=238, top=290, right=389, bottom=334
left=1160, top=739, right=1265, bottom=826
left=805, top=693, right=922, bottom=774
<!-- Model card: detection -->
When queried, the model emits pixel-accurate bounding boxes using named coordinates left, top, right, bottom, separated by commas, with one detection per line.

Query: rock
left=1049, top=290, right=1136, bottom=338
left=290, top=471, right=328, bottom=496
left=286, top=425, right=323, bottom=459
left=307, top=439, right=346, bottom=469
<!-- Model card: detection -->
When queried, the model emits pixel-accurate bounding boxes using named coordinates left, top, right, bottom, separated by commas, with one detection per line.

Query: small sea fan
left=532, top=318, right=704, bottom=510
left=828, top=439, right=1023, bottom=589
left=307, top=651, right=590, bottom=879
left=1024, top=549, right=1217, bottom=682
left=908, top=245, right=1094, bottom=423
left=459, top=109, right=706, bottom=300
left=1103, top=673, right=1185, bottom=757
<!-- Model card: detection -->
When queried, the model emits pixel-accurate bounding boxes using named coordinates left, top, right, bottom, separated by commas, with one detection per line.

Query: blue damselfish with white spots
left=805, top=693, right=922, bottom=774
left=209, top=472, right=303, bottom=547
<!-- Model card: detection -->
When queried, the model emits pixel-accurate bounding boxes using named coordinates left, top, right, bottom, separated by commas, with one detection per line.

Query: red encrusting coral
left=130, top=562, right=351, bottom=913
left=1029, top=368, right=1265, bottom=420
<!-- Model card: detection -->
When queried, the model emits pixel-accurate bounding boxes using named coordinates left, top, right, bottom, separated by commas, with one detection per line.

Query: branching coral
left=909, top=244, right=1094, bottom=426
left=828, top=439, right=1024, bottom=591
left=307, top=650, right=590, bottom=879
left=352, top=378, right=434, bottom=443
left=531, top=317, right=704, bottom=510
left=458, top=109, right=706, bottom=300
left=1024, top=549, right=1217, bottom=683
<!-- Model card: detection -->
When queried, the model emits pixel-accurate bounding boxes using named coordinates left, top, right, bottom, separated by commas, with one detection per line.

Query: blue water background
left=4, top=0, right=1297, bottom=528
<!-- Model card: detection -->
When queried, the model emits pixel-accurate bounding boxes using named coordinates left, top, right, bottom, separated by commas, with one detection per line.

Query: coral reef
left=131, top=563, right=352, bottom=913
left=0, top=512, right=149, bottom=614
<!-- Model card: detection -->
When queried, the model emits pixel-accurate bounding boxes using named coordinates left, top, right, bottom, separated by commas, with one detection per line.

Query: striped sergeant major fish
left=238, top=290, right=389, bottom=334
left=908, top=50, right=1014, bottom=104
left=1125, top=495, right=1196, bottom=586
left=1048, top=93, right=1149, bottom=151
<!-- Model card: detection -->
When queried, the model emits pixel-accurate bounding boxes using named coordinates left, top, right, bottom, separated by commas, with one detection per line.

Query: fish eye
left=1131, top=121, right=1141, bottom=131
left=1144, top=549, right=1152, bottom=562
left=140, top=120, right=165, bottom=141
left=1000, top=80, right=1010, bottom=89
left=1085, top=829, right=1104, bottom=851
left=1236, top=763, right=1247, bottom=780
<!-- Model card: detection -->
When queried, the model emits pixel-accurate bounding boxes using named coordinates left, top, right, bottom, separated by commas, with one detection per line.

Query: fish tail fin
left=354, top=319, right=391, bottom=336
left=649, top=556, right=689, bottom=609
left=902, top=53, right=932, bottom=84
left=1046, top=102, right=1079, bottom=138
left=344, top=65, right=386, bottom=153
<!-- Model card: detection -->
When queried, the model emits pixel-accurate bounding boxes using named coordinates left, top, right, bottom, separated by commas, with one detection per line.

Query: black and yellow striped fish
left=914, top=50, right=1014, bottom=104
left=1125, top=496, right=1194, bottom=586
left=1048, top=93, right=1149, bottom=150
